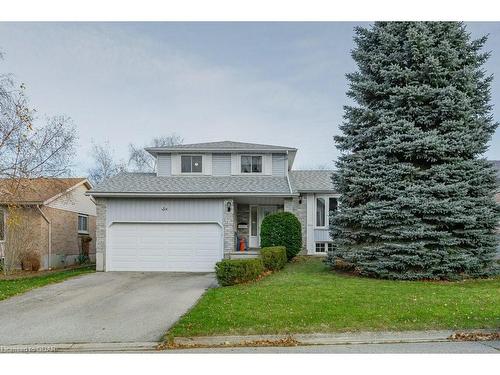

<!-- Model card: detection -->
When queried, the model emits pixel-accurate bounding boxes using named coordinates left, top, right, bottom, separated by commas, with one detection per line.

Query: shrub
left=260, top=212, right=302, bottom=260
left=260, top=246, right=287, bottom=271
left=215, top=258, right=264, bottom=286
left=20, top=251, right=41, bottom=271
left=76, top=253, right=90, bottom=265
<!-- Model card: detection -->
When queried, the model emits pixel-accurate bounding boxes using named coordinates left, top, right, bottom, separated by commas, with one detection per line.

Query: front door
left=249, top=206, right=278, bottom=248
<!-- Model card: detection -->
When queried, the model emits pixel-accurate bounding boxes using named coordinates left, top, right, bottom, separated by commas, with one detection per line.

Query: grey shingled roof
left=289, top=170, right=336, bottom=193
left=90, top=173, right=292, bottom=195
left=145, top=141, right=296, bottom=153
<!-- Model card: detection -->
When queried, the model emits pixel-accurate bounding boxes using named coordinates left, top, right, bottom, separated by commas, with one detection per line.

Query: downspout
left=37, top=205, right=52, bottom=270
left=285, top=151, right=294, bottom=195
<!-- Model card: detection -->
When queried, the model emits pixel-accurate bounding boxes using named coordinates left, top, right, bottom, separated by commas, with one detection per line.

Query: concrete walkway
left=0, top=272, right=216, bottom=345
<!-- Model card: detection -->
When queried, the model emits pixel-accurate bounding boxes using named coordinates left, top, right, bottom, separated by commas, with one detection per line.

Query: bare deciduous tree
left=128, top=134, right=183, bottom=172
left=3, top=206, right=39, bottom=272
left=1, top=60, right=76, bottom=180
left=1, top=52, right=77, bottom=274
left=87, top=141, right=126, bottom=185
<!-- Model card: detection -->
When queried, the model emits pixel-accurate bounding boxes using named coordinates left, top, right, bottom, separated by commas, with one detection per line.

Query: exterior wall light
left=226, top=201, right=232, bottom=212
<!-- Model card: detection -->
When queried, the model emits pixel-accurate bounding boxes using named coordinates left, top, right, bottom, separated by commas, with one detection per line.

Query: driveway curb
left=169, top=329, right=499, bottom=349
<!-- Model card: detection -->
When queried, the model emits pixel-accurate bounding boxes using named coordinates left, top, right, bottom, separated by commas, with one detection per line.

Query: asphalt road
left=169, top=341, right=500, bottom=353
left=0, top=272, right=215, bottom=345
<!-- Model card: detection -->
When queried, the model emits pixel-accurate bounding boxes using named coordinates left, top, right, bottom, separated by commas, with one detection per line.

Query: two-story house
left=88, top=141, right=337, bottom=272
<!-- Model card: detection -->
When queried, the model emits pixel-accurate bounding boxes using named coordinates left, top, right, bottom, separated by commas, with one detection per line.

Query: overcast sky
left=0, top=22, right=499, bottom=176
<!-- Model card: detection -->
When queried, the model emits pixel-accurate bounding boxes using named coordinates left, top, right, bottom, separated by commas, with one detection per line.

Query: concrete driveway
left=0, top=272, right=216, bottom=345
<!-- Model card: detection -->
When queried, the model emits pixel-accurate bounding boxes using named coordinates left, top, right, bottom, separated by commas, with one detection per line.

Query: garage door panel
left=108, top=223, right=222, bottom=272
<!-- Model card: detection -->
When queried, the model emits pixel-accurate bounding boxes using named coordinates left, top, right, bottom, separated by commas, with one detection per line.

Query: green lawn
left=0, top=266, right=95, bottom=301
left=167, top=258, right=500, bottom=338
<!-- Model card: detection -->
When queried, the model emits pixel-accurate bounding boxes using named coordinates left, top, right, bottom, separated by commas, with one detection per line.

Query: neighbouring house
left=87, top=141, right=338, bottom=272
left=0, top=178, right=97, bottom=270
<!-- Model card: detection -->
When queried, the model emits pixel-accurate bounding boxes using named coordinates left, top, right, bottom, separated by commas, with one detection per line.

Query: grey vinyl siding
left=272, top=153, right=286, bottom=176
left=106, top=198, right=224, bottom=226
left=212, top=153, right=231, bottom=176
left=314, top=229, right=332, bottom=242
left=157, top=154, right=171, bottom=176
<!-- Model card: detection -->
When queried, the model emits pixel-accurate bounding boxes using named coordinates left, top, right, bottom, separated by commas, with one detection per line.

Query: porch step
left=228, top=251, right=260, bottom=259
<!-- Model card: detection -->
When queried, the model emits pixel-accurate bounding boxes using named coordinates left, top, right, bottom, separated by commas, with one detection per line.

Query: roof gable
left=0, top=178, right=89, bottom=204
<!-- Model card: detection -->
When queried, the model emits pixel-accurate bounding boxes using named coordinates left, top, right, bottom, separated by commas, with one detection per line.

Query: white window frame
left=315, top=242, right=326, bottom=253
left=315, top=194, right=340, bottom=229
left=180, top=155, right=203, bottom=174
left=240, top=155, right=263, bottom=174
left=315, top=242, right=334, bottom=254
left=78, top=214, right=89, bottom=234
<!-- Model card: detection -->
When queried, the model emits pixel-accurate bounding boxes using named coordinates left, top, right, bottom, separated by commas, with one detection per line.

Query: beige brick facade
left=41, top=206, right=96, bottom=268
left=1, top=204, right=96, bottom=270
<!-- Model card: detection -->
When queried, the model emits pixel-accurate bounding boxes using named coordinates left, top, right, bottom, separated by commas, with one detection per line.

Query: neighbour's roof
left=289, top=170, right=335, bottom=193
left=89, top=173, right=292, bottom=196
left=0, top=178, right=89, bottom=204
left=145, top=140, right=297, bottom=153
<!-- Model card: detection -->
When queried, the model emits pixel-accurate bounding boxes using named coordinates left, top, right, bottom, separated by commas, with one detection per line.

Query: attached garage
left=107, top=223, right=222, bottom=272
left=102, top=198, right=225, bottom=272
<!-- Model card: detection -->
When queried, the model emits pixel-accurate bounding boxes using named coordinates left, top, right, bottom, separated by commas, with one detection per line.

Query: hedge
left=260, top=211, right=302, bottom=260
left=260, top=246, right=287, bottom=271
left=215, top=258, right=264, bottom=286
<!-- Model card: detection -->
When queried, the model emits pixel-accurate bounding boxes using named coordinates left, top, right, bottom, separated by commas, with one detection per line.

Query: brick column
left=95, top=198, right=107, bottom=271
left=284, top=196, right=307, bottom=254
left=223, top=199, right=235, bottom=257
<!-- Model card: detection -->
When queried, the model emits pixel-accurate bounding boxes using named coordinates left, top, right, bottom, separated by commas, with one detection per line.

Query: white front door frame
left=249, top=205, right=259, bottom=248
left=249, top=205, right=278, bottom=248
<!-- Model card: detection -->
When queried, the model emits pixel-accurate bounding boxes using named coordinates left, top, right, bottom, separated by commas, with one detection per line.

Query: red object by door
left=239, top=238, right=246, bottom=252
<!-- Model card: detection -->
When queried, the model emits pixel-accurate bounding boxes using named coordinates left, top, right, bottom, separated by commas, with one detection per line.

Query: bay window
left=316, top=198, right=325, bottom=227
left=316, top=196, right=338, bottom=227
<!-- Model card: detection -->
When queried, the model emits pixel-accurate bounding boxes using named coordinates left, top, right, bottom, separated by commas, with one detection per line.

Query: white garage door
left=107, top=223, right=222, bottom=272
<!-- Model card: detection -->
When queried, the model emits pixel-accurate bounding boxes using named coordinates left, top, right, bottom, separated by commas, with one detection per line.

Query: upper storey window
left=241, top=155, right=262, bottom=173
left=181, top=155, right=202, bottom=173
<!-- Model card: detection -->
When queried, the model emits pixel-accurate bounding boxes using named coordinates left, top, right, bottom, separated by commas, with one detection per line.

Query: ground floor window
left=315, top=242, right=333, bottom=253
left=78, top=214, right=89, bottom=234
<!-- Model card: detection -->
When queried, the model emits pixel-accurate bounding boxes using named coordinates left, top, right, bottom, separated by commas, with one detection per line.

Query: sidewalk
left=1, top=329, right=497, bottom=353
left=167, top=330, right=455, bottom=349
left=0, top=342, right=159, bottom=353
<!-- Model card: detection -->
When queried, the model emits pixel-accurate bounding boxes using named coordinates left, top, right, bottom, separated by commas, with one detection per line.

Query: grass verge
left=167, top=258, right=500, bottom=339
left=0, top=266, right=95, bottom=301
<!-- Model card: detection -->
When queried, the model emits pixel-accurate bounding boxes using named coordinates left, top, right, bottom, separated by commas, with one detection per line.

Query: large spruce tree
left=328, top=22, right=499, bottom=280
